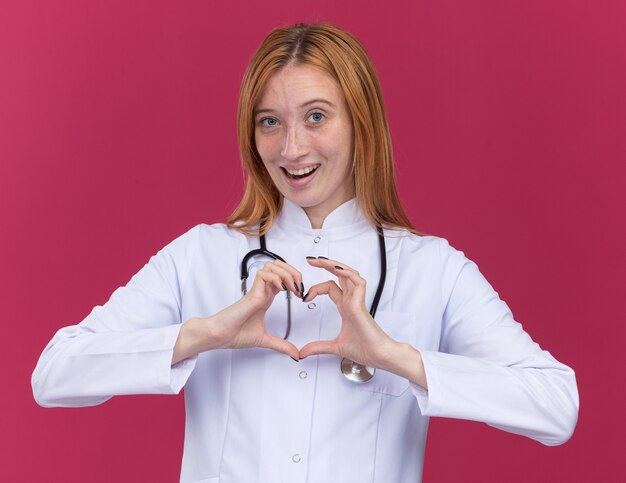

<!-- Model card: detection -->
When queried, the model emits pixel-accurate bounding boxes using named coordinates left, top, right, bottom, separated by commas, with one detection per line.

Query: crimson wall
left=2, top=1, right=625, bottom=481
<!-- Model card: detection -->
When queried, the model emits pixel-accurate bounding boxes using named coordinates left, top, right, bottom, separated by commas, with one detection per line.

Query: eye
left=308, top=112, right=325, bottom=124
left=260, top=117, right=279, bottom=127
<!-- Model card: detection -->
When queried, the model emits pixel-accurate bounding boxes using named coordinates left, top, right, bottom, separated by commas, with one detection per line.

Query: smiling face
left=254, top=64, right=355, bottom=228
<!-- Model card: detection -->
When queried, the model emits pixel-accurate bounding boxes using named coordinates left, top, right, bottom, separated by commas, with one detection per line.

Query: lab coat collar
left=273, top=197, right=371, bottom=240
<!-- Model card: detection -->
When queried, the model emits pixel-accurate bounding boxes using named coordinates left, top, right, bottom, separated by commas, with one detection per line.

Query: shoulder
left=167, top=222, right=242, bottom=245
left=388, top=231, right=486, bottom=307
left=387, top=230, right=475, bottom=280
left=196, top=222, right=245, bottom=242
left=160, top=222, right=246, bottom=259
left=385, top=229, right=465, bottom=262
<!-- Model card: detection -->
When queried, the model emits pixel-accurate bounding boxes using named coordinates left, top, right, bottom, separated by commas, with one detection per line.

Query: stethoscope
left=240, top=227, right=387, bottom=383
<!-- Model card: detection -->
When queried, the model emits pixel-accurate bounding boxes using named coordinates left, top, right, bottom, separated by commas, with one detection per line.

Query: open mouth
left=281, top=164, right=320, bottom=180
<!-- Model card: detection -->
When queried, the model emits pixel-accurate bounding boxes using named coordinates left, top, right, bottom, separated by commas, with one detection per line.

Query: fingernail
left=318, top=256, right=329, bottom=260
left=306, top=256, right=316, bottom=260
left=302, top=291, right=309, bottom=302
left=334, top=265, right=344, bottom=270
left=281, top=283, right=288, bottom=291
left=290, top=356, right=299, bottom=362
left=300, top=282, right=305, bottom=294
left=293, top=282, right=299, bottom=292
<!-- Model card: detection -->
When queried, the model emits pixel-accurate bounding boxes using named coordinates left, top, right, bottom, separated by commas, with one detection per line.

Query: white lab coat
left=32, top=198, right=579, bottom=483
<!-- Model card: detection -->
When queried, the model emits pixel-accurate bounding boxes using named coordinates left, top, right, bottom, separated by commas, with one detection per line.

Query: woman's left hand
left=298, top=257, right=398, bottom=369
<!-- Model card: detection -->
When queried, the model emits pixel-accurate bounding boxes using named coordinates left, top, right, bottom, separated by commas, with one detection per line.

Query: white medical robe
left=32, top=198, right=579, bottom=483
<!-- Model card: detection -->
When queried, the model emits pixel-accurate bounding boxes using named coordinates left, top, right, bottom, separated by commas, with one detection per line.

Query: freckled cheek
left=254, top=135, right=279, bottom=162
left=321, top=130, right=353, bottom=160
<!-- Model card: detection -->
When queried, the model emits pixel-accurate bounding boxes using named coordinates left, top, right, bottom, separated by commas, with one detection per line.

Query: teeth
left=285, top=165, right=319, bottom=176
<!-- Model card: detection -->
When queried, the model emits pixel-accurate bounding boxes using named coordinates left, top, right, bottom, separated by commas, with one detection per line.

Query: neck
left=303, top=207, right=326, bottom=229
left=303, top=197, right=354, bottom=229
left=300, top=189, right=356, bottom=229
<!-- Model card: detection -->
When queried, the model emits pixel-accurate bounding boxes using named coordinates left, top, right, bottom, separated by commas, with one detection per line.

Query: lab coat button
left=313, top=236, right=321, bottom=243
left=299, top=371, right=308, bottom=379
left=292, top=454, right=301, bottom=463
left=307, top=302, right=316, bottom=309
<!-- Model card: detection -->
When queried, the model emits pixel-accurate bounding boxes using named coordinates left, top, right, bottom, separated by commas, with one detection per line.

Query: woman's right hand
left=172, top=260, right=303, bottom=364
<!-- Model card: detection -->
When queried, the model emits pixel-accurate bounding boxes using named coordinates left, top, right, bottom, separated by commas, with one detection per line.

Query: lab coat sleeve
left=410, top=238, right=579, bottom=445
left=32, top=226, right=201, bottom=408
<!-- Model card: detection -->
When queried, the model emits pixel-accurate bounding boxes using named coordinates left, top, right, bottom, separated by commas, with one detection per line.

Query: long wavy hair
left=227, top=23, right=418, bottom=236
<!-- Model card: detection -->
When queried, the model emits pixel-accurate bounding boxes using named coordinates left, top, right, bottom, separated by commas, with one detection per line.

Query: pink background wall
left=3, top=0, right=625, bottom=481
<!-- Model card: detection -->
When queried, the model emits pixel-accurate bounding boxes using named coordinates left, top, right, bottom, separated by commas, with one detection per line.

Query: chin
left=284, top=192, right=324, bottom=208
left=284, top=196, right=313, bottom=208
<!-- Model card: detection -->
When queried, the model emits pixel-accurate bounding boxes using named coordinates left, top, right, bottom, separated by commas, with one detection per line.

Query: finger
left=253, top=269, right=286, bottom=294
left=299, top=339, right=339, bottom=359
left=306, top=256, right=352, bottom=270
left=272, top=259, right=305, bottom=296
left=327, top=262, right=368, bottom=304
left=307, top=258, right=367, bottom=300
left=332, top=267, right=367, bottom=302
left=263, top=261, right=302, bottom=297
left=328, top=264, right=365, bottom=287
left=306, top=256, right=356, bottom=272
left=306, top=257, right=352, bottom=295
left=304, top=280, right=343, bottom=306
left=258, top=334, right=301, bottom=360
left=307, top=257, right=363, bottom=284
left=331, top=267, right=357, bottom=298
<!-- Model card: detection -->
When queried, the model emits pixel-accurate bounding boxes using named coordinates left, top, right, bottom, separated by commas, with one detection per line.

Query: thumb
left=258, top=334, right=301, bottom=361
left=299, top=339, right=339, bottom=359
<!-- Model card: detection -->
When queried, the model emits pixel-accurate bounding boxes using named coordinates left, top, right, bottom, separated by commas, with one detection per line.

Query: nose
left=280, top=125, right=308, bottom=161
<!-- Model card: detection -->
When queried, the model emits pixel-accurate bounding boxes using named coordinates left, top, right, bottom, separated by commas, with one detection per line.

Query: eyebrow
left=254, top=98, right=337, bottom=116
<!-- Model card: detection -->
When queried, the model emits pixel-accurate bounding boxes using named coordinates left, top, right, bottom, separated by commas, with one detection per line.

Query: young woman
left=33, top=23, right=578, bottom=483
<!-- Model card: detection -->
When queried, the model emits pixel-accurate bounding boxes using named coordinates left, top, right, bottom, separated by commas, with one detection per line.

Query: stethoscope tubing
left=240, top=226, right=386, bottom=382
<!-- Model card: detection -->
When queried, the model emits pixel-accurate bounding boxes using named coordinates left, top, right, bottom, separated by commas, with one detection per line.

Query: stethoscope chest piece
left=341, top=358, right=375, bottom=383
